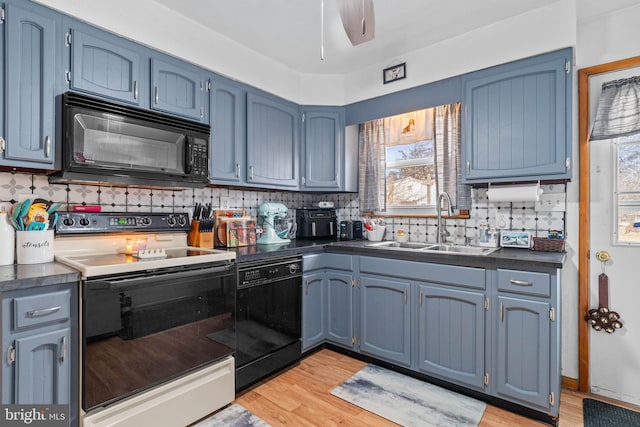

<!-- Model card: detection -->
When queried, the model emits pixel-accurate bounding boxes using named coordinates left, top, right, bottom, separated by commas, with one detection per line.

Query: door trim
left=577, top=55, right=640, bottom=392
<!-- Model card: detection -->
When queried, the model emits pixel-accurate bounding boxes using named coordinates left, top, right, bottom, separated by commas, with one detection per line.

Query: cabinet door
left=4, top=3, right=56, bottom=165
left=496, top=296, right=550, bottom=410
left=70, top=28, right=144, bottom=105
left=359, top=275, right=411, bottom=367
left=417, top=285, right=485, bottom=390
left=246, top=92, right=299, bottom=188
left=301, top=109, right=342, bottom=190
left=210, top=78, right=245, bottom=183
left=463, top=49, right=571, bottom=182
left=14, top=328, right=71, bottom=404
left=151, top=57, right=206, bottom=122
left=326, top=271, right=353, bottom=348
left=302, top=272, right=326, bottom=351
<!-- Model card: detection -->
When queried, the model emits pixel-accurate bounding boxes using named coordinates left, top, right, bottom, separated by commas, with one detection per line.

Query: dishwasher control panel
left=238, top=257, right=302, bottom=288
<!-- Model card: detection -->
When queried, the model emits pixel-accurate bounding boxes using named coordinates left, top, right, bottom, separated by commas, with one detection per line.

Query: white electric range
left=55, top=212, right=236, bottom=427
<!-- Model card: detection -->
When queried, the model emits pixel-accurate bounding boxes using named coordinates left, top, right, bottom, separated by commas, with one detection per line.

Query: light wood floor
left=235, top=348, right=639, bottom=426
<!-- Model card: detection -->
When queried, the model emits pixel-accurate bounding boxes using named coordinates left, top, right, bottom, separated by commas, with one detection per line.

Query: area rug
left=583, top=398, right=640, bottom=427
left=193, top=404, right=271, bottom=427
left=331, top=364, right=486, bottom=427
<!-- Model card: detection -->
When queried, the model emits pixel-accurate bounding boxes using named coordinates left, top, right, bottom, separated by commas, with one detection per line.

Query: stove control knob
left=177, top=215, right=187, bottom=227
left=79, top=218, right=90, bottom=226
left=288, top=263, right=300, bottom=274
left=62, top=217, right=75, bottom=227
left=141, top=217, right=152, bottom=225
left=166, top=216, right=176, bottom=226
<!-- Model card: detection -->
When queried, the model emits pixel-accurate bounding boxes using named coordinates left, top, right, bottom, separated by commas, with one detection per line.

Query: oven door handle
left=85, top=264, right=235, bottom=290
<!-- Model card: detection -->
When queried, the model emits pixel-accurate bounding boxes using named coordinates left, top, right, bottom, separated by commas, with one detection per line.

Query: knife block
left=189, top=221, right=214, bottom=248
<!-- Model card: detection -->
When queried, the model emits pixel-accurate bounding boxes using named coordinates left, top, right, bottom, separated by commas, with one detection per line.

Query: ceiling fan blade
left=337, top=0, right=375, bottom=46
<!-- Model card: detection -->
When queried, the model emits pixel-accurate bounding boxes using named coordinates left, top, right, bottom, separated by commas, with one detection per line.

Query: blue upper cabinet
left=210, top=76, right=245, bottom=183
left=2, top=2, right=58, bottom=167
left=151, top=55, right=208, bottom=123
left=300, top=107, right=344, bottom=190
left=246, top=91, right=299, bottom=188
left=68, top=25, right=146, bottom=106
left=462, top=48, right=573, bottom=183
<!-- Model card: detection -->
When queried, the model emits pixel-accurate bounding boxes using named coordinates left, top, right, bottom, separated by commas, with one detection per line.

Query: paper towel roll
left=487, top=183, right=543, bottom=202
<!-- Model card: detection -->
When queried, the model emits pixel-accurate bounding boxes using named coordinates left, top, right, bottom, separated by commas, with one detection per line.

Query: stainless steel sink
left=365, top=241, right=433, bottom=250
left=420, top=243, right=500, bottom=256
left=365, top=241, right=500, bottom=256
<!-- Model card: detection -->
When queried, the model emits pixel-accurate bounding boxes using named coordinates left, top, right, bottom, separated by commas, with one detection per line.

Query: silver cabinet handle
left=133, top=81, right=138, bottom=99
left=154, top=87, right=159, bottom=104
left=466, top=160, right=470, bottom=174
left=44, top=136, right=51, bottom=158
left=403, top=288, right=407, bottom=304
left=510, top=279, right=533, bottom=287
left=305, top=279, right=309, bottom=295
left=249, top=165, right=254, bottom=180
left=26, top=306, right=61, bottom=317
left=235, top=163, right=240, bottom=178
left=61, top=335, right=67, bottom=362
left=329, top=221, right=334, bottom=235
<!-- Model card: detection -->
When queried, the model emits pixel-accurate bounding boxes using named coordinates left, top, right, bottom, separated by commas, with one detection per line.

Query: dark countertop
left=327, top=241, right=566, bottom=270
left=225, top=238, right=336, bottom=262
left=0, top=239, right=564, bottom=292
left=229, top=238, right=566, bottom=269
left=0, top=262, right=80, bottom=292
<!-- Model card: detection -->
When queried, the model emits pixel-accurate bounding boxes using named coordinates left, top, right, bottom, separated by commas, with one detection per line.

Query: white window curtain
left=591, top=76, right=640, bottom=140
left=358, top=103, right=470, bottom=213
left=359, top=119, right=387, bottom=212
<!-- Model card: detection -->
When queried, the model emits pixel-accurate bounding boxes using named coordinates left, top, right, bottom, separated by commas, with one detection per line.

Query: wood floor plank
left=234, top=349, right=640, bottom=426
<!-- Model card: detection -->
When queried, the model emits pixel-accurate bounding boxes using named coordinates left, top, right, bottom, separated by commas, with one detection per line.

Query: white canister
left=16, top=230, right=54, bottom=264
left=0, top=211, right=15, bottom=265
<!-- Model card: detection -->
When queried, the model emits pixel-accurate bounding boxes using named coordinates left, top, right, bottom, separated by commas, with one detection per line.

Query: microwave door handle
left=184, top=135, right=194, bottom=175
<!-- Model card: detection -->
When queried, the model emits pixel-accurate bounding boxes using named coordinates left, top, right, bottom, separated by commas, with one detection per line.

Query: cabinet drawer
left=497, top=269, right=550, bottom=297
left=360, top=256, right=485, bottom=289
left=324, top=254, right=353, bottom=271
left=13, top=290, right=71, bottom=329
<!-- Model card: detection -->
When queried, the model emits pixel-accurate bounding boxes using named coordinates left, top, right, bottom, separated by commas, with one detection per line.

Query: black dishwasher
left=235, top=256, right=302, bottom=392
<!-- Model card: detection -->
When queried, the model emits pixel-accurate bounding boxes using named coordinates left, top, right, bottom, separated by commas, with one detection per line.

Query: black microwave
left=50, top=92, right=210, bottom=188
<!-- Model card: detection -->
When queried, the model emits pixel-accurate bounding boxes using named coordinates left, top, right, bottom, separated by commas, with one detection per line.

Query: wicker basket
left=532, top=237, right=565, bottom=252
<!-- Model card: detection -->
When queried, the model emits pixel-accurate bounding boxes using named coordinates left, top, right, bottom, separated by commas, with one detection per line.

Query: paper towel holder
left=487, top=181, right=543, bottom=202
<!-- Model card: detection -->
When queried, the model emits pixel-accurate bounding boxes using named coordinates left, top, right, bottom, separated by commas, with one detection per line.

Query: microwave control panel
left=189, top=139, right=209, bottom=177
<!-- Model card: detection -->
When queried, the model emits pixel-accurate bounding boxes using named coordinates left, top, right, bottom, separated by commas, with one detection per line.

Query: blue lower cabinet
left=302, top=271, right=326, bottom=351
left=417, top=284, right=486, bottom=390
left=359, top=275, right=411, bottom=367
left=2, top=283, right=76, bottom=426
left=326, top=271, right=354, bottom=349
left=495, top=296, right=551, bottom=410
left=15, top=328, right=71, bottom=404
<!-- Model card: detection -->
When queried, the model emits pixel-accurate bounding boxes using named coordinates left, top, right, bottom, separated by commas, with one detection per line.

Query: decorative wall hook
left=585, top=251, right=623, bottom=333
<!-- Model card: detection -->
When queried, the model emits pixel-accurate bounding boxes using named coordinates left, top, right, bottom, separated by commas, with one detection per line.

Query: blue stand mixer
left=257, top=202, right=291, bottom=245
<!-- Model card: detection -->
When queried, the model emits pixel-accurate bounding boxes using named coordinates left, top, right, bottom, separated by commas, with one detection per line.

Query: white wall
left=343, top=0, right=576, bottom=104
left=576, top=2, right=640, bottom=405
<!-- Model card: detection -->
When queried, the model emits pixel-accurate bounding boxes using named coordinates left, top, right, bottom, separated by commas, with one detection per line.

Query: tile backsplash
left=0, top=171, right=565, bottom=245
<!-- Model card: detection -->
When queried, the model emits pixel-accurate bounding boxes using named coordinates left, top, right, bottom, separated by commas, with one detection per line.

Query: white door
left=589, top=69, right=640, bottom=405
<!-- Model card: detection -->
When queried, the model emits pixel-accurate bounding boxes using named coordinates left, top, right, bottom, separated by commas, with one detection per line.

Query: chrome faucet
left=436, top=192, right=454, bottom=243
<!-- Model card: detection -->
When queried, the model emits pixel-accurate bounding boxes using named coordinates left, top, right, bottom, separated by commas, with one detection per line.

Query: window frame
left=613, top=135, right=640, bottom=246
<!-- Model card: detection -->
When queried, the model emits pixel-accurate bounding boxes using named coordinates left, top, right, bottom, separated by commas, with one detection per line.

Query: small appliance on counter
left=339, top=220, right=363, bottom=240
left=257, top=203, right=291, bottom=245
left=296, top=208, right=337, bottom=238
